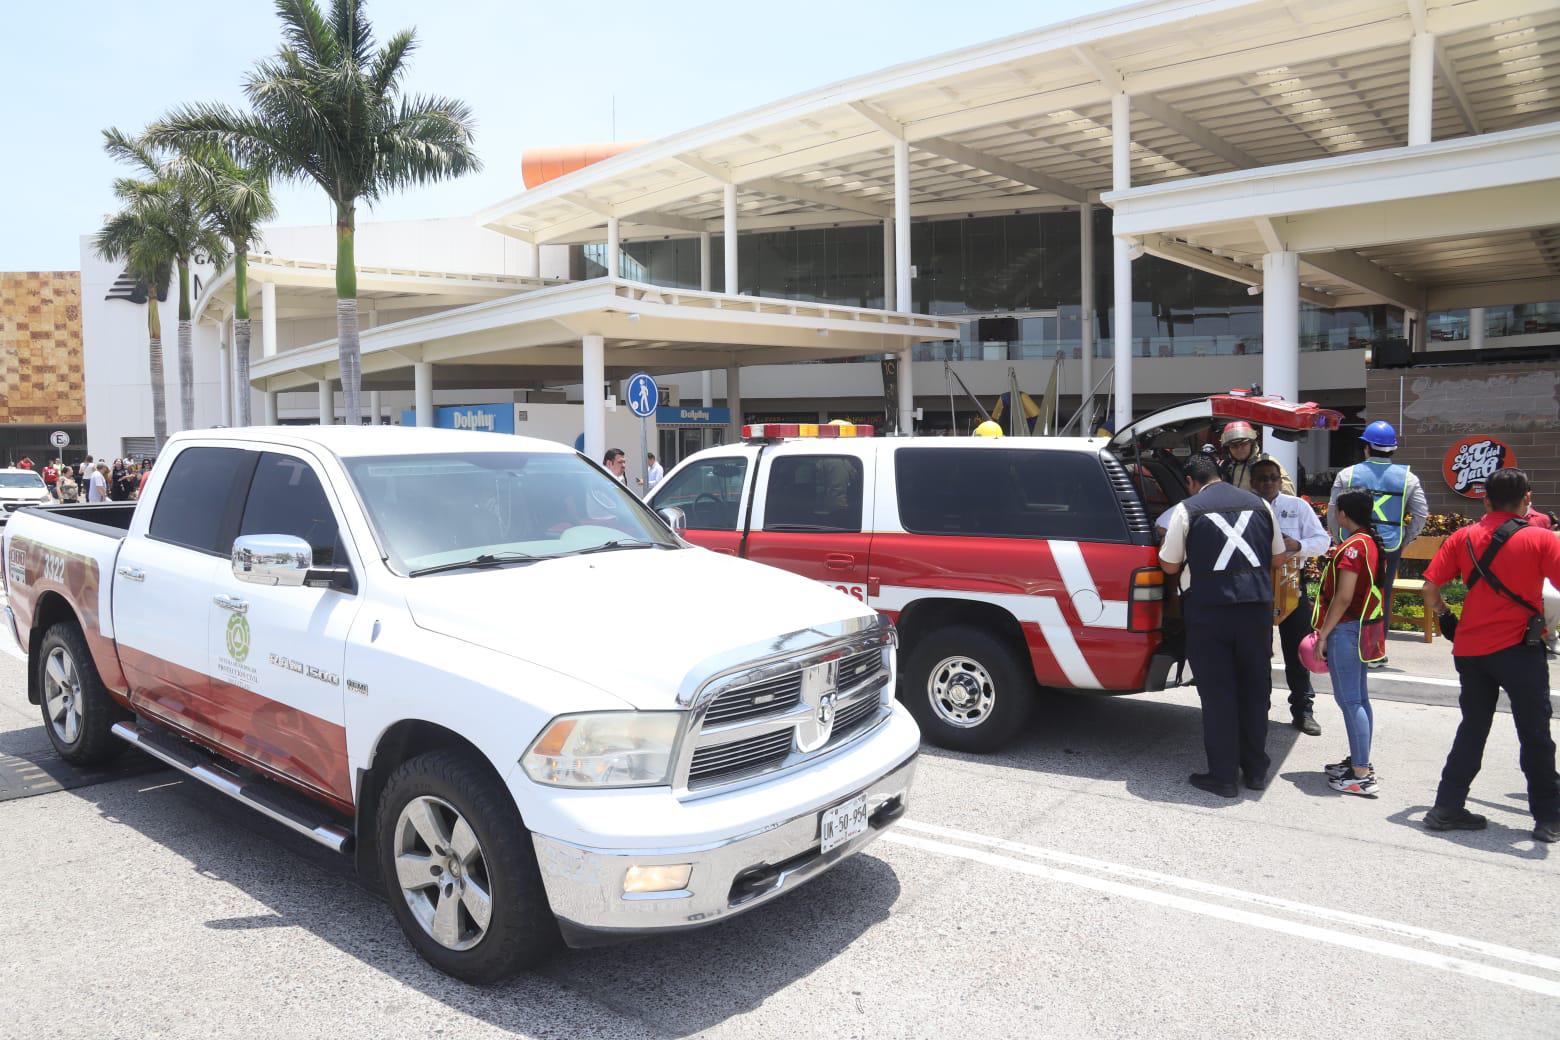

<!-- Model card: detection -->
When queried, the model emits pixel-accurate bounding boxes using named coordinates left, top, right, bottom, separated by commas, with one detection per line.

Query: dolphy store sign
left=399, top=404, right=516, bottom=434
left=655, top=405, right=730, bottom=426
left=1442, top=435, right=1517, bottom=498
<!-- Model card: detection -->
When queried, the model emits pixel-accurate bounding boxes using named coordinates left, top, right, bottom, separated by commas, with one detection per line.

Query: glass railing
left=912, top=335, right=1373, bottom=362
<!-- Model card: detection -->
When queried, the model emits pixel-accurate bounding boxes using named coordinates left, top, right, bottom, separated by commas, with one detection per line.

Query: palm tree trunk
left=176, top=259, right=195, bottom=431
left=146, top=301, right=168, bottom=450
left=234, top=319, right=253, bottom=425
left=232, top=250, right=252, bottom=426
left=335, top=202, right=361, bottom=425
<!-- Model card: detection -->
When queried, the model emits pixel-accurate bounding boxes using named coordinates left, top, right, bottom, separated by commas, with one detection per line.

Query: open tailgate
left=1109, top=391, right=1342, bottom=452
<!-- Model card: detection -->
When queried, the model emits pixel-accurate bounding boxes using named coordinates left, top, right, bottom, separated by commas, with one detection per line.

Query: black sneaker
left=1324, top=756, right=1353, bottom=780
left=1292, top=712, right=1322, bottom=736
left=1243, top=770, right=1269, bottom=791
left=1424, top=806, right=1488, bottom=831
left=1189, top=772, right=1239, bottom=798
left=1535, top=820, right=1560, bottom=843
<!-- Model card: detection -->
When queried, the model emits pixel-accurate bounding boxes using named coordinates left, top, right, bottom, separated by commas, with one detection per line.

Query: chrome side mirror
left=657, top=506, right=687, bottom=532
left=232, top=533, right=312, bottom=587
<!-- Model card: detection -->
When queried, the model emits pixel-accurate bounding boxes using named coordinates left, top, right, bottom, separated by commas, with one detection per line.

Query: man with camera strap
left=1421, top=468, right=1560, bottom=843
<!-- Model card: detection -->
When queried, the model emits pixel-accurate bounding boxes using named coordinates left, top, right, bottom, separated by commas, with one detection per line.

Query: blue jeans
left=1327, top=621, right=1373, bottom=767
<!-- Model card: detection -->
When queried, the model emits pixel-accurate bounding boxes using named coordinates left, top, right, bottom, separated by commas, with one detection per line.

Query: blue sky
left=0, top=0, right=1121, bottom=271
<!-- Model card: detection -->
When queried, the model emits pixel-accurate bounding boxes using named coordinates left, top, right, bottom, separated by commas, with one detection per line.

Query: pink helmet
left=1298, top=632, right=1328, bottom=674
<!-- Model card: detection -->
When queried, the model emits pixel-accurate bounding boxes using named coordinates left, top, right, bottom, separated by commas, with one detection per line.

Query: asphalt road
left=0, top=626, right=1555, bottom=1039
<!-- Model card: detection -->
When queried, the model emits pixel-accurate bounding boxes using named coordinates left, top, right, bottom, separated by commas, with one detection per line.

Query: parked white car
left=0, top=467, right=51, bottom=524
left=2, top=426, right=918, bottom=982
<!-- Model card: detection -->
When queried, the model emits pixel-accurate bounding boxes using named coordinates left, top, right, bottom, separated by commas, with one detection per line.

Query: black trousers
left=1278, top=590, right=1315, bottom=715
left=1185, top=602, right=1274, bottom=784
left=1435, top=643, right=1558, bottom=823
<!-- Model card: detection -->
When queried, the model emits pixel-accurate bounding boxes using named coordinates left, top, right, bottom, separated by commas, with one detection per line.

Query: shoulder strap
left=1466, top=519, right=1540, bottom=615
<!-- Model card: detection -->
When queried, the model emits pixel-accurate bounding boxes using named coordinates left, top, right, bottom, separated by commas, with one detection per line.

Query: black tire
left=36, top=621, right=127, bottom=766
left=376, top=749, right=558, bottom=983
left=901, top=624, right=1035, bottom=753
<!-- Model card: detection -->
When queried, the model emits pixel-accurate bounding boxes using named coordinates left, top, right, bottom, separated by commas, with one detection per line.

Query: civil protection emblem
left=226, top=613, right=251, bottom=663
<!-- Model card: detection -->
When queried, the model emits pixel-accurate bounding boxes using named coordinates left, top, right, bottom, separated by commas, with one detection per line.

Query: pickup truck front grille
left=678, top=626, right=894, bottom=797
left=703, top=673, right=804, bottom=725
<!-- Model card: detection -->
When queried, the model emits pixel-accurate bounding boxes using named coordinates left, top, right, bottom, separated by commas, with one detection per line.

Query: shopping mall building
left=79, top=0, right=1558, bottom=489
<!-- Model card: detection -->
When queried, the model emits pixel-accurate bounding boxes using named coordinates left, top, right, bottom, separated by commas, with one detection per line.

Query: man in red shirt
left=1422, top=469, right=1560, bottom=842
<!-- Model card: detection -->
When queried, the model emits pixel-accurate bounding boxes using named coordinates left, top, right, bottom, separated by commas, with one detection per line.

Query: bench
left=1387, top=535, right=1447, bottom=643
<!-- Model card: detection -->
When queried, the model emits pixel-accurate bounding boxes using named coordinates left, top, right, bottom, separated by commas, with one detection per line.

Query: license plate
left=820, top=792, right=869, bottom=854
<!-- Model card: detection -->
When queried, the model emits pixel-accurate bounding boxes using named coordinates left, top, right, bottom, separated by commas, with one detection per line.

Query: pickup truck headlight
left=521, top=712, right=681, bottom=788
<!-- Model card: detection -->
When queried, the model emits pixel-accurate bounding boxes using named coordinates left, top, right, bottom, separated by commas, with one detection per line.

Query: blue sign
left=398, top=403, right=515, bottom=434
left=627, top=372, right=659, bottom=418
left=656, top=405, right=730, bottom=426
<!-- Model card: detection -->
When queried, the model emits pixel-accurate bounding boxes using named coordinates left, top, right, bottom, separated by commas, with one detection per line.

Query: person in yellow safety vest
left=1218, top=421, right=1295, bottom=494
left=1329, top=420, right=1429, bottom=670
left=974, top=420, right=1004, bottom=438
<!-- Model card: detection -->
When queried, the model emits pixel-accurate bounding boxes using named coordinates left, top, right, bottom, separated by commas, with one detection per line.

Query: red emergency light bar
left=742, top=422, right=875, bottom=440
left=1210, top=393, right=1343, bottom=431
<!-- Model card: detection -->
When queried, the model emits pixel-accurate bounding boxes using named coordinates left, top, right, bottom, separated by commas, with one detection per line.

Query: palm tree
left=148, top=0, right=481, bottom=424
left=182, top=147, right=276, bottom=425
left=95, top=200, right=175, bottom=449
left=102, top=128, right=227, bottom=433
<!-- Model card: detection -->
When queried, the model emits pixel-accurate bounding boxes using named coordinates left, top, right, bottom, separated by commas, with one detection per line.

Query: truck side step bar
left=111, top=721, right=354, bottom=855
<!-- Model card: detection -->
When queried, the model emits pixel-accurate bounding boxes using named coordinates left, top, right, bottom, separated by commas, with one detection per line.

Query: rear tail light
left=1129, top=567, right=1164, bottom=632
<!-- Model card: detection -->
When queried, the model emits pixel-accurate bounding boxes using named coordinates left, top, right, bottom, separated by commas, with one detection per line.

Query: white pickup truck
left=2, top=426, right=917, bottom=982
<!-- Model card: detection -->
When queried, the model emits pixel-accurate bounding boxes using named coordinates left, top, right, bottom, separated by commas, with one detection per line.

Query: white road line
left=885, top=827, right=1560, bottom=998
left=1276, top=667, right=1560, bottom=698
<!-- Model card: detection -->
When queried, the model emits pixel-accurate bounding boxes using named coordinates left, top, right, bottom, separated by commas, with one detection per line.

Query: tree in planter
left=95, top=199, right=176, bottom=449
left=149, top=0, right=480, bottom=425
left=183, top=147, right=276, bottom=425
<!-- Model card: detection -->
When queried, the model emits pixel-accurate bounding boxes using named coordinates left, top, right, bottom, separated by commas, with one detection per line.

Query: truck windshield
left=0, top=473, right=45, bottom=488
left=342, top=451, right=678, bottom=574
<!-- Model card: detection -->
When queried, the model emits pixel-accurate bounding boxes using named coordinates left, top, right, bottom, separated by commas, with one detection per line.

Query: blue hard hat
left=1360, top=420, right=1398, bottom=450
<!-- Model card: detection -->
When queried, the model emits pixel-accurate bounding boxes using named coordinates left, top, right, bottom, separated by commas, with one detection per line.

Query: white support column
left=1261, top=251, right=1301, bottom=478
left=881, top=218, right=896, bottom=311
left=1079, top=203, right=1095, bottom=427
left=369, top=390, right=382, bottom=426
left=725, top=361, right=742, bottom=442
left=698, top=231, right=715, bottom=446
left=893, top=139, right=914, bottom=434
left=723, top=184, right=739, bottom=294
left=1469, top=307, right=1486, bottom=349
left=605, top=217, right=620, bottom=279
left=701, top=371, right=713, bottom=407
left=582, top=334, right=606, bottom=464
left=414, top=362, right=434, bottom=427
left=698, top=231, right=712, bottom=292
left=1111, top=92, right=1134, bottom=431
left=263, top=391, right=277, bottom=426
left=1408, top=32, right=1435, bottom=147
left=260, top=281, right=277, bottom=358
left=519, top=240, right=539, bottom=278
left=218, top=319, right=232, bottom=427
left=317, top=379, right=333, bottom=426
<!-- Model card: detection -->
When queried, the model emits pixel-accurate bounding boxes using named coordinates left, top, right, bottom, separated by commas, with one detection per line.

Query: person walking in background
left=1219, top=422, right=1295, bottom=494
left=1251, top=455, right=1331, bottom=736
left=136, top=460, right=152, bottom=499
left=1329, top=420, right=1429, bottom=670
left=41, top=460, right=58, bottom=499
left=85, top=463, right=109, bottom=503
left=1421, top=469, right=1560, bottom=843
left=646, top=453, right=664, bottom=491
left=1159, top=455, right=1291, bottom=798
left=1314, top=490, right=1388, bottom=797
left=56, top=466, right=79, bottom=504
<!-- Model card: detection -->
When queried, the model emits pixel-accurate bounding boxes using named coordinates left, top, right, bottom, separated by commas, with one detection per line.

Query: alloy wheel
left=393, top=795, right=494, bottom=951
left=43, top=646, right=82, bottom=745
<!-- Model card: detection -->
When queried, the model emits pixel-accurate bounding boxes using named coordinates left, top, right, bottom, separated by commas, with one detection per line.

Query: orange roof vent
left=522, top=142, right=647, bottom=189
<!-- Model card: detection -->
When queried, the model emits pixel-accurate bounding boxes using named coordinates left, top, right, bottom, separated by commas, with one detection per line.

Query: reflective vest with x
left=1348, top=459, right=1409, bottom=552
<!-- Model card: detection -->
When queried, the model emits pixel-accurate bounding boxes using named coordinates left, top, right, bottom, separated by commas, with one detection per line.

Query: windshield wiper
left=565, top=539, right=667, bottom=556
left=408, top=551, right=538, bottom=577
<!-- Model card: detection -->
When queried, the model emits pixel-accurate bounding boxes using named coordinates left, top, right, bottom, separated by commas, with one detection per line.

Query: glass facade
left=571, top=209, right=1404, bottom=359
left=1426, top=301, right=1560, bottom=343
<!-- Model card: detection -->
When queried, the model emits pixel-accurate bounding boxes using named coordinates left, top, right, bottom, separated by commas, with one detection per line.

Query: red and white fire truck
left=648, top=393, right=1341, bottom=752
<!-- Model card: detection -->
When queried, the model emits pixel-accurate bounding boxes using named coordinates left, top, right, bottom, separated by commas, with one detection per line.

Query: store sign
left=1442, top=435, right=1517, bottom=498
left=398, top=403, right=516, bottom=435
left=655, top=405, right=729, bottom=426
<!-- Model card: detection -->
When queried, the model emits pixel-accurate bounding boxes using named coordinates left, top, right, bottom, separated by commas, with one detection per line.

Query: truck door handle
left=213, top=595, right=248, bottom=614
left=116, top=566, right=145, bottom=582
left=825, top=553, right=855, bottom=571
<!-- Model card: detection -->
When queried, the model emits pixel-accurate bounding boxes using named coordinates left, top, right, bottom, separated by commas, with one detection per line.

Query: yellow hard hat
left=974, top=420, right=1004, bottom=438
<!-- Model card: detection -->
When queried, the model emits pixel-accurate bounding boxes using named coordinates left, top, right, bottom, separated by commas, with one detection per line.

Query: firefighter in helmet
left=1219, top=421, right=1294, bottom=494
left=974, top=420, right=1004, bottom=438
